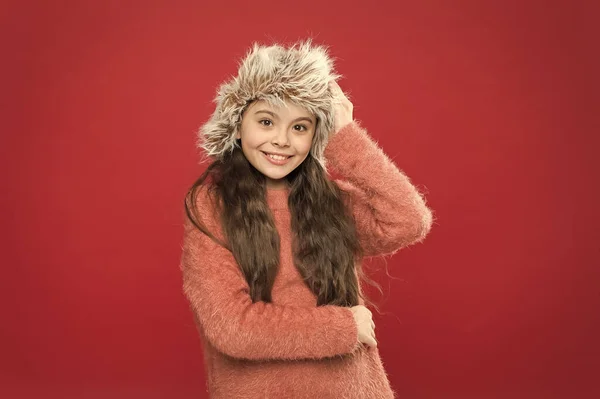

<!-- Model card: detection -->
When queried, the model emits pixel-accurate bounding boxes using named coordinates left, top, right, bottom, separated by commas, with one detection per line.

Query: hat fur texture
left=197, top=40, right=342, bottom=169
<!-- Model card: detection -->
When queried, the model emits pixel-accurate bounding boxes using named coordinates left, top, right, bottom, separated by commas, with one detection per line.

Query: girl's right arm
left=179, top=186, right=362, bottom=362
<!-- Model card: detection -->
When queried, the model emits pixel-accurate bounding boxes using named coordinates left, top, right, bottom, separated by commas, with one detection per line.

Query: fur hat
left=197, top=40, right=342, bottom=169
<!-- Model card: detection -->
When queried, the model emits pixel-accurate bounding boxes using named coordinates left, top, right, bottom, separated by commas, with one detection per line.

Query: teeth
left=267, top=153, right=288, bottom=161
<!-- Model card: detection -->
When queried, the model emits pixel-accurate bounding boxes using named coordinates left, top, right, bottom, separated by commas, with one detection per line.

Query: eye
left=293, top=124, right=308, bottom=132
left=259, top=119, right=273, bottom=127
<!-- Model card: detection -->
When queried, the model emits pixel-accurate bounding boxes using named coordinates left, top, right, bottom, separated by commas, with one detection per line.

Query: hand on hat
left=330, top=81, right=354, bottom=134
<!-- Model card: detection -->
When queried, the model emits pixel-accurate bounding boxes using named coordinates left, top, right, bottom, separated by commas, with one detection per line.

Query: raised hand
left=330, top=80, right=354, bottom=134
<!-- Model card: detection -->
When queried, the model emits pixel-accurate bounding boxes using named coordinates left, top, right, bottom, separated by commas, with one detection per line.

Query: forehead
left=248, top=99, right=314, bottom=119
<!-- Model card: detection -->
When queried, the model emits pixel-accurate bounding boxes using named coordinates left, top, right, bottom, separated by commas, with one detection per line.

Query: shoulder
left=195, top=183, right=221, bottom=222
left=185, top=182, right=225, bottom=240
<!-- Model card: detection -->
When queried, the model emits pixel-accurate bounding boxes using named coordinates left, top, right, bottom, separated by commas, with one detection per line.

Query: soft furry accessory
left=197, top=40, right=342, bottom=169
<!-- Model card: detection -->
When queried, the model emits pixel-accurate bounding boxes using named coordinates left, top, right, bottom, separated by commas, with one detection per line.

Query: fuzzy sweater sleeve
left=324, top=121, right=434, bottom=257
left=179, top=185, right=362, bottom=362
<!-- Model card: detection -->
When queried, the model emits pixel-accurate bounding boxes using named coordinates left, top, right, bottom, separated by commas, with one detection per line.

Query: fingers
left=366, top=333, right=377, bottom=348
left=369, top=319, right=377, bottom=347
left=358, top=329, right=377, bottom=348
left=329, top=80, right=347, bottom=101
left=329, top=80, right=341, bottom=91
left=365, top=322, right=377, bottom=348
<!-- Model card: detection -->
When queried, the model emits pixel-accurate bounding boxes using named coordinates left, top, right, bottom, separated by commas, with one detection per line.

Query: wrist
left=333, top=120, right=354, bottom=135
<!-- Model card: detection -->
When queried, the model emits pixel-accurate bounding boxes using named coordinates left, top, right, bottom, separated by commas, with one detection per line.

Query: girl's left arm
left=324, top=121, right=434, bottom=257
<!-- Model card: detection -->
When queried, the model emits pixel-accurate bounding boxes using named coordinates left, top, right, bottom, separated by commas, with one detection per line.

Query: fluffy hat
left=197, top=40, right=342, bottom=169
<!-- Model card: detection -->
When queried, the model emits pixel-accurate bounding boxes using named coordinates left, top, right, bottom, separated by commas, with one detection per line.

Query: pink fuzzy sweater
left=180, top=121, right=433, bottom=398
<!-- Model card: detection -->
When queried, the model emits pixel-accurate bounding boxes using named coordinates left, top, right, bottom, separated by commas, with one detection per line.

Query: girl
left=180, top=41, right=433, bottom=399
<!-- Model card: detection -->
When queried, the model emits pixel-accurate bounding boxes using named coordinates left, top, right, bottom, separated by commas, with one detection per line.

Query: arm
left=179, top=186, right=361, bottom=361
left=324, top=121, right=434, bottom=257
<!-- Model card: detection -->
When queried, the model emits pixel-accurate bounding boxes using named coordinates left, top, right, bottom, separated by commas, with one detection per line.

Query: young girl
left=180, top=41, right=433, bottom=399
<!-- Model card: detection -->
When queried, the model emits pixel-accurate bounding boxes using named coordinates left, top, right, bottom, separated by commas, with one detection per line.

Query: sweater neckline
left=266, top=187, right=289, bottom=210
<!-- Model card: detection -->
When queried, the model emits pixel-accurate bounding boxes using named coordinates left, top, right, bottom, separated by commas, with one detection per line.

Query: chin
left=263, top=171, right=290, bottom=181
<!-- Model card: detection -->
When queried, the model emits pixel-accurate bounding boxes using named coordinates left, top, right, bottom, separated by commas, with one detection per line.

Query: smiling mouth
left=262, top=151, right=293, bottom=160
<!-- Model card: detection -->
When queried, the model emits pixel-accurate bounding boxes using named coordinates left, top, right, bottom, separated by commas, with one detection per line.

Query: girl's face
left=236, top=99, right=317, bottom=189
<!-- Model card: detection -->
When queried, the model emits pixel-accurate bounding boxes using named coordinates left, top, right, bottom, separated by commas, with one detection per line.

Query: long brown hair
left=184, top=139, right=381, bottom=309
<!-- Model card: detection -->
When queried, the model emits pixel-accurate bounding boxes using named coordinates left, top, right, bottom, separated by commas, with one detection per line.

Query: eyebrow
left=254, top=110, right=314, bottom=124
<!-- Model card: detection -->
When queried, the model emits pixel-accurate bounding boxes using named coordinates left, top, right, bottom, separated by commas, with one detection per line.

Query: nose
left=271, top=126, right=290, bottom=147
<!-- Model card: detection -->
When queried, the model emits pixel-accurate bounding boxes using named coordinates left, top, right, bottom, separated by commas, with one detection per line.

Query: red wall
left=2, top=1, right=598, bottom=398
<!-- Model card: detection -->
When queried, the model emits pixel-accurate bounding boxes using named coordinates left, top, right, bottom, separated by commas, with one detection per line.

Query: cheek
left=239, top=127, right=261, bottom=149
left=296, top=135, right=314, bottom=154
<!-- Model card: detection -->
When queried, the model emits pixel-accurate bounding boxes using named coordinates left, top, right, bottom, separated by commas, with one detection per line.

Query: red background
left=2, top=1, right=598, bottom=398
